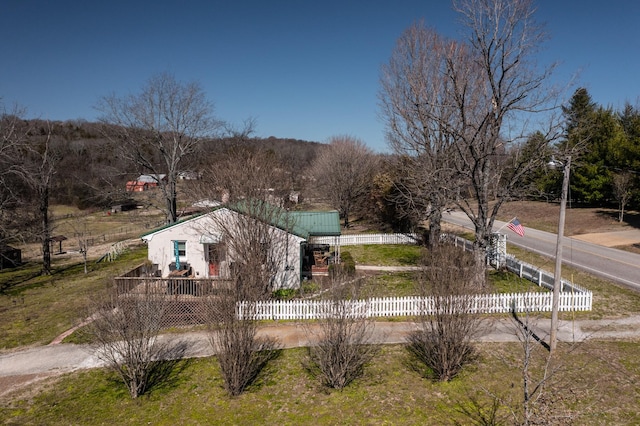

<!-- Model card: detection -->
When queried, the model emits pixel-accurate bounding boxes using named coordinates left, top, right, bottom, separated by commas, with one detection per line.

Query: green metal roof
left=289, top=211, right=341, bottom=237
left=141, top=203, right=340, bottom=240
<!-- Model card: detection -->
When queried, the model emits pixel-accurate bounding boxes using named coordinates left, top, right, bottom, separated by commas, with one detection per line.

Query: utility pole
left=550, top=155, right=571, bottom=353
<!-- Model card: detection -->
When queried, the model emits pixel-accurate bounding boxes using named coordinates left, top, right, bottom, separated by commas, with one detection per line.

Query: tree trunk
left=40, top=187, right=51, bottom=275
left=167, top=178, right=178, bottom=224
left=427, top=208, right=442, bottom=249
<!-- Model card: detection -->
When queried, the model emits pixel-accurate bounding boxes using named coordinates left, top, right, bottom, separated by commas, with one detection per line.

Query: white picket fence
left=237, top=232, right=593, bottom=320
left=311, top=233, right=420, bottom=246
left=238, top=292, right=592, bottom=320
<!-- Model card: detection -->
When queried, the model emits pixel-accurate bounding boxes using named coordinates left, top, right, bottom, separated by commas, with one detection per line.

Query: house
left=126, top=174, right=167, bottom=192
left=140, top=204, right=340, bottom=290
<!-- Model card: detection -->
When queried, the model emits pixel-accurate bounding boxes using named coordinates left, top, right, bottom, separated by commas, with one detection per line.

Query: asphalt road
left=443, top=211, right=640, bottom=290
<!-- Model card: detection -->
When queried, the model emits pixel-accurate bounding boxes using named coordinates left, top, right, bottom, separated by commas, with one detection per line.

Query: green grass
left=2, top=342, right=640, bottom=425
left=360, top=272, right=418, bottom=297
left=2, top=236, right=640, bottom=424
left=487, top=269, right=546, bottom=294
left=0, top=245, right=148, bottom=350
left=347, top=244, right=423, bottom=266
left=507, top=245, right=640, bottom=319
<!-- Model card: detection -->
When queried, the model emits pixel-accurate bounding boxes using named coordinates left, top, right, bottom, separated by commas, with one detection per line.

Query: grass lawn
left=0, top=245, right=148, bottom=350
left=2, top=342, right=639, bottom=425
left=345, top=244, right=423, bottom=266
left=2, top=202, right=640, bottom=424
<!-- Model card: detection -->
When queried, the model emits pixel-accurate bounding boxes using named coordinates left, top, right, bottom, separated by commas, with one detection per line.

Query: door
left=207, top=242, right=225, bottom=277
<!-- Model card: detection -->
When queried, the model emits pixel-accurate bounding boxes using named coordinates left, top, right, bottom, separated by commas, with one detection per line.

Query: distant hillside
left=19, top=119, right=326, bottom=210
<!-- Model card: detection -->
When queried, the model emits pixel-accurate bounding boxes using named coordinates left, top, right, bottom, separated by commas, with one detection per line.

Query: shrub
left=329, top=251, right=356, bottom=278
left=273, top=288, right=297, bottom=300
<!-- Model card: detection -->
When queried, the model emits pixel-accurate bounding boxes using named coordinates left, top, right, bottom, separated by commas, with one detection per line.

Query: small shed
left=0, top=245, right=21, bottom=269
left=49, top=235, right=67, bottom=254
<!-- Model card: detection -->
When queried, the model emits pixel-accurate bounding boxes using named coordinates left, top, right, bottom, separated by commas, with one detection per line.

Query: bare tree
left=70, top=215, right=92, bottom=274
left=382, top=1, right=560, bottom=283
left=86, top=286, right=184, bottom=399
left=201, top=147, right=290, bottom=396
left=311, top=136, right=379, bottom=228
left=203, top=204, right=285, bottom=396
left=205, top=291, right=279, bottom=396
left=447, top=0, right=559, bottom=283
left=9, top=123, right=60, bottom=275
left=612, top=171, right=633, bottom=223
left=406, top=244, right=480, bottom=382
left=0, top=105, right=28, bottom=245
left=199, top=136, right=290, bottom=208
left=379, top=23, right=462, bottom=247
left=304, top=274, right=378, bottom=389
left=97, top=72, right=219, bottom=224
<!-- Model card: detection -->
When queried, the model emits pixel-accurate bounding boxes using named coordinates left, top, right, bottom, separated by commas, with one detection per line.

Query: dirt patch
left=572, top=230, right=640, bottom=247
left=0, top=372, right=61, bottom=400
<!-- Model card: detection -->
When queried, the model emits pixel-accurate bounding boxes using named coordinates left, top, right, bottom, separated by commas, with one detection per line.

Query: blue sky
left=1, top=1, right=639, bottom=152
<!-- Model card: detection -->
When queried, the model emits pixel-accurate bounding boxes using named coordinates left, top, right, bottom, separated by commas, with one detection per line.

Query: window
left=174, top=241, right=186, bottom=257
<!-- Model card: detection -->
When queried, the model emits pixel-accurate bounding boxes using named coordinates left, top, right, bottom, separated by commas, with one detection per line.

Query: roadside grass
left=498, top=200, right=640, bottom=236
left=2, top=342, right=640, bottom=425
left=0, top=245, right=148, bottom=350
left=508, top=245, right=640, bottom=319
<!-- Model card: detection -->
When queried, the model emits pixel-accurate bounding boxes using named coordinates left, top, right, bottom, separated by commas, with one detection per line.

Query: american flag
left=508, top=217, right=525, bottom=237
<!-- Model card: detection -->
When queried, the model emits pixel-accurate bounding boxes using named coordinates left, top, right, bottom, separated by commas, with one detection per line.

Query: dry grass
left=498, top=200, right=640, bottom=236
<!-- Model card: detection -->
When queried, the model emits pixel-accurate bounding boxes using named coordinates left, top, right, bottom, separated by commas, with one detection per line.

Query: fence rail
left=115, top=276, right=231, bottom=297
left=503, top=255, right=589, bottom=294
left=311, top=233, right=420, bottom=246
left=239, top=292, right=592, bottom=320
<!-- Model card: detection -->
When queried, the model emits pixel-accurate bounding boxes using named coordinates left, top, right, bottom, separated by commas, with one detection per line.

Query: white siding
left=142, top=208, right=305, bottom=288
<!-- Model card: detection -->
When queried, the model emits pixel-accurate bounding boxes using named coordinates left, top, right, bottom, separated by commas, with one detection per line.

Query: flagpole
left=495, top=216, right=517, bottom=233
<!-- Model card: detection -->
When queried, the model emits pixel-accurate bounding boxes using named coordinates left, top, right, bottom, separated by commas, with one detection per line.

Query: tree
left=97, top=73, right=219, bottom=224
left=201, top=145, right=289, bottom=396
left=379, top=23, right=462, bottom=247
left=368, top=165, right=419, bottom=233
left=406, top=244, right=480, bottom=382
left=203, top=202, right=284, bottom=396
left=447, top=0, right=559, bottom=284
left=311, top=136, right=378, bottom=228
left=380, top=1, right=558, bottom=282
left=304, top=274, right=378, bottom=390
left=612, top=171, right=633, bottom=222
left=0, top=105, right=27, bottom=245
left=87, top=287, right=186, bottom=399
left=9, top=122, right=60, bottom=275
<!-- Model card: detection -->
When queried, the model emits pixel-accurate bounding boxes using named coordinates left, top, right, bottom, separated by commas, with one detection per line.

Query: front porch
left=114, top=264, right=235, bottom=326
left=115, top=263, right=232, bottom=297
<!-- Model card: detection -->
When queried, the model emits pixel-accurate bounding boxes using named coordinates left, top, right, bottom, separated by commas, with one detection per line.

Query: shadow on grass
left=146, top=340, right=194, bottom=396
left=596, top=209, right=640, bottom=230
left=244, top=347, right=283, bottom=392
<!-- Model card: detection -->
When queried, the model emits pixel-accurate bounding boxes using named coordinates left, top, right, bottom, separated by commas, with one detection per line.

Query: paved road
left=443, top=211, right=640, bottom=290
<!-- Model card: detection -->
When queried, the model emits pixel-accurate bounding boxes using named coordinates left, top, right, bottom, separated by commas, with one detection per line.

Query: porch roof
left=289, top=211, right=341, bottom=237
